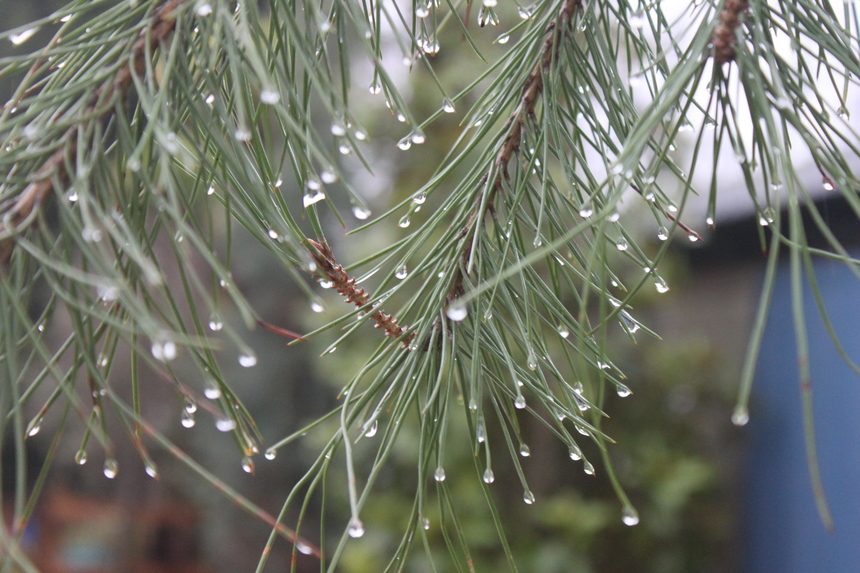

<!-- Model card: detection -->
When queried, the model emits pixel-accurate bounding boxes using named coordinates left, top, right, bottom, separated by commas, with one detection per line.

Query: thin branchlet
left=712, top=0, right=749, bottom=65
left=0, top=0, right=190, bottom=266
left=307, top=240, right=416, bottom=348
left=447, top=0, right=582, bottom=304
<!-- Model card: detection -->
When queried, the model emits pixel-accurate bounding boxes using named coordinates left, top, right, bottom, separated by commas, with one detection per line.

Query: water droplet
left=321, top=170, right=337, bottom=184
left=434, top=467, right=446, bottom=481
left=732, top=407, right=749, bottom=426
left=196, top=3, right=213, bottom=16
left=645, top=192, right=655, bottom=201
left=353, top=206, right=371, bottom=220
left=519, top=444, right=530, bottom=457
left=527, top=349, right=538, bottom=370
left=706, top=216, right=715, bottom=227
left=368, top=81, right=381, bottom=95
left=497, top=33, right=510, bottom=44
left=558, top=325, right=570, bottom=338
left=264, top=448, right=277, bottom=460
left=67, top=191, right=79, bottom=202
left=207, top=186, right=215, bottom=195
left=75, top=449, right=87, bottom=465
left=622, top=507, right=640, bottom=526
left=103, top=458, right=119, bottom=479
left=348, top=518, right=365, bottom=538
left=145, top=461, right=159, bottom=478
left=416, top=1, right=430, bottom=17
left=82, top=227, right=103, bottom=242
left=267, top=229, right=279, bottom=240
left=657, top=226, right=669, bottom=241
left=364, top=420, right=379, bottom=437
left=583, top=460, right=595, bottom=475
left=579, top=206, right=594, bottom=218
left=10, top=28, right=38, bottom=45
left=216, top=416, right=236, bottom=432
left=27, top=416, right=42, bottom=437
left=395, top=265, right=408, bottom=279
left=838, top=106, right=850, bottom=120
left=412, top=193, right=427, bottom=205
left=241, top=456, right=255, bottom=474
left=331, top=123, right=347, bottom=137
left=151, top=339, right=177, bottom=362
left=823, top=177, right=834, bottom=191
left=422, top=517, right=431, bottom=530
left=688, top=233, right=700, bottom=242
left=655, top=277, right=669, bottom=293
left=442, top=98, right=455, bottom=113
left=483, top=468, right=495, bottom=483
left=338, top=144, right=351, bottom=155
left=234, top=129, right=251, bottom=142
left=630, top=72, right=645, bottom=88
left=630, top=10, right=646, bottom=28
left=204, top=380, right=222, bottom=400
left=616, top=238, right=629, bottom=251
left=181, top=410, right=196, bottom=428
left=607, top=211, right=620, bottom=222
left=208, top=314, right=223, bottom=331
left=523, top=490, right=535, bottom=504
left=238, top=353, right=257, bottom=367
left=569, top=445, right=582, bottom=460
left=398, top=215, right=411, bottom=228
left=303, top=190, right=326, bottom=207
left=396, top=136, right=412, bottom=150
left=476, top=422, right=485, bottom=443
left=514, top=394, right=527, bottom=410
left=446, top=304, right=467, bottom=321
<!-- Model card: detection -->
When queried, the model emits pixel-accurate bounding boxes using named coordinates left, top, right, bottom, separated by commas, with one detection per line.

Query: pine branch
left=447, top=0, right=581, bottom=306
left=0, top=0, right=188, bottom=266
left=712, top=0, right=749, bottom=65
left=307, top=239, right=416, bottom=347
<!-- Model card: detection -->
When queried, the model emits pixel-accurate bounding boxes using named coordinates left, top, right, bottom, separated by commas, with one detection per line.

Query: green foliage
left=2, top=0, right=860, bottom=569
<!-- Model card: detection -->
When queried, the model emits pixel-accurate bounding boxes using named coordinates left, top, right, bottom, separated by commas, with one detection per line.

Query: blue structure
left=745, top=253, right=860, bottom=571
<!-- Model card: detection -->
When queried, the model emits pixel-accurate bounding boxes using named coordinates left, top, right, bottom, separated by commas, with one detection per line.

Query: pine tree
left=1, top=0, right=858, bottom=569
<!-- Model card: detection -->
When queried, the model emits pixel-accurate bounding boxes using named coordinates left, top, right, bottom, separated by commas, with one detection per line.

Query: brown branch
left=0, top=0, right=189, bottom=266
left=446, top=0, right=581, bottom=305
left=307, top=239, right=416, bottom=348
left=711, top=0, right=749, bottom=65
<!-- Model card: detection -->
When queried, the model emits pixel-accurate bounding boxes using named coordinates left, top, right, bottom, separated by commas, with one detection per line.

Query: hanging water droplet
left=616, top=383, right=632, bottom=397
left=353, top=206, right=371, bottom=220
left=151, top=339, right=177, bottom=362
left=397, top=214, right=412, bottom=229
left=446, top=303, right=467, bottom=321
left=103, top=458, right=119, bottom=479
left=483, top=468, right=495, bottom=484
left=10, top=28, right=38, bottom=45
left=476, top=422, right=486, bottom=443
left=607, top=211, right=620, bottom=222
left=442, top=98, right=455, bottom=113
left=395, top=265, right=408, bottom=279
left=330, top=123, right=347, bottom=137
left=364, top=420, right=379, bottom=437
left=348, top=517, right=365, bottom=538
left=655, top=277, right=669, bottom=293
left=569, top=445, right=582, bottom=461
left=558, top=325, right=570, bottom=338
left=311, top=302, right=325, bottom=313
left=216, top=416, right=236, bottom=432
left=416, top=1, right=430, bottom=17
left=732, top=406, right=749, bottom=426
left=706, top=216, right=715, bottom=227
left=514, top=394, right=526, bottom=409
left=27, top=415, right=42, bottom=437
left=264, top=448, right=277, bottom=460
left=234, top=128, right=251, bottom=142
left=303, top=190, right=326, bottom=207
left=497, top=33, right=510, bottom=44
left=82, top=227, right=102, bottom=242
left=181, top=409, right=196, bottom=428
left=630, top=10, right=646, bottom=29
left=238, top=353, right=257, bottom=367
left=519, top=444, right=530, bottom=457
left=622, top=507, right=640, bottom=526
left=434, top=467, right=446, bottom=482
left=527, top=349, right=538, bottom=370
left=657, top=226, right=669, bottom=241
left=368, top=80, right=381, bottom=95
left=579, top=205, right=594, bottom=218
left=204, top=380, right=221, bottom=400
left=75, top=449, right=88, bottom=465
left=396, top=136, right=412, bottom=151
left=574, top=393, right=590, bottom=412
left=260, top=89, right=280, bottom=104
left=822, top=177, right=834, bottom=191
left=145, top=461, right=159, bottom=479
left=241, top=456, right=255, bottom=474
left=616, top=238, right=629, bottom=251
left=583, top=460, right=595, bottom=475
left=197, top=3, right=213, bottom=16
left=267, top=229, right=279, bottom=240
left=208, top=314, right=223, bottom=331
left=837, top=106, right=850, bottom=120
left=523, top=490, right=536, bottom=504
left=688, top=233, right=700, bottom=242
left=467, top=398, right=478, bottom=411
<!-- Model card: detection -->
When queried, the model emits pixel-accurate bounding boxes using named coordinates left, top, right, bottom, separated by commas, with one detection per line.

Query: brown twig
left=712, top=0, right=749, bottom=65
left=0, top=0, right=189, bottom=266
left=446, top=0, right=581, bottom=305
left=307, top=239, right=416, bottom=348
